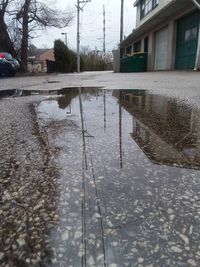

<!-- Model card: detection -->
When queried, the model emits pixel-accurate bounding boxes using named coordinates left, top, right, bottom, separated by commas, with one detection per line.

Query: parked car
left=0, top=52, right=20, bottom=77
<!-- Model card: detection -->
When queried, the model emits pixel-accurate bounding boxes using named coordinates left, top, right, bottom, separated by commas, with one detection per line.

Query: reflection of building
left=115, top=90, right=200, bottom=169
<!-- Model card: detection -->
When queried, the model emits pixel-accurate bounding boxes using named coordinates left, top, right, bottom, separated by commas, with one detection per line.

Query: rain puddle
left=38, top=88, right=200, bottom=170
left=1, top=87, right=200, bottom=267
left=33, top=88, right=200, bottom=267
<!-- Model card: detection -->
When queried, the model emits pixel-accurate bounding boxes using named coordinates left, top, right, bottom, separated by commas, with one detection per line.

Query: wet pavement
left=1, top=88, right=200, bottom=267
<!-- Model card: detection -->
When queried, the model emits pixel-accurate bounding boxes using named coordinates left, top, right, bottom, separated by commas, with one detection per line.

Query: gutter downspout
left=191, top=0, right=200, bottom=70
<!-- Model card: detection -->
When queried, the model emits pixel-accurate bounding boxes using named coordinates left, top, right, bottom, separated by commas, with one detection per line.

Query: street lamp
left=61, top=32, right=68, bottom=47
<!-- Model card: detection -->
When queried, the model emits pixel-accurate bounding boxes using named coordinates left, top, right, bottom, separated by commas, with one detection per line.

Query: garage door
left=155, top=27, right=168, bottom=70
left=175, top=12, right=200, bottom=70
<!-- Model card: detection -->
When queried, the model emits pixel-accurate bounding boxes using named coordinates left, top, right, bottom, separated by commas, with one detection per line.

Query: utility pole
left=120, top=0, right=124, bottom=43
left=77, top=0, right=80, bottom=73
left=103, top=5, right=106, bottom=57
left=77, top=0, right=91, bottom=73
left=119, top=1, right=124, bottom=164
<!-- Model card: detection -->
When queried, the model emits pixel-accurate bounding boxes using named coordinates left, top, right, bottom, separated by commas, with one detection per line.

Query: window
left=185, top=27, right=198, bottom=42
left=126, top=46, right=132, bottom=54
left=140, top=0, right=159, bottom=19
left=133, top=41, right=141, bottom=53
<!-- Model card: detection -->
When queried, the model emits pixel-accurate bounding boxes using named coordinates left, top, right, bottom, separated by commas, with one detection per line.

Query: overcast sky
left=32, top=0, right=136, bottom=52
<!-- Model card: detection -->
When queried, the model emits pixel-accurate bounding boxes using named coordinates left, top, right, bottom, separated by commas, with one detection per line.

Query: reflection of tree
left=57, top=88, right=79, bottom=109
left=57, top=87, right=103, bottom=109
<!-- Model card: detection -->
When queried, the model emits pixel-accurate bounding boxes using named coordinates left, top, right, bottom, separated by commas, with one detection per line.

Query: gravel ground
left=0, top=96, right=61, bottom=267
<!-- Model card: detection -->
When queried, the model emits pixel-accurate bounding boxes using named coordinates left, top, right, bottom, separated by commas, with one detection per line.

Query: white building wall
left=136, top=0, right=174, bottom=28
left=112, top=49, right=120, bottom=72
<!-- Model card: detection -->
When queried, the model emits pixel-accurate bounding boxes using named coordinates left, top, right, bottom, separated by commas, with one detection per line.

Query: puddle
left=34, top=88, right=200, bottom=266
left=37, top=88, right=200, bottom=170
left=2, top=87, right=200, bottom=267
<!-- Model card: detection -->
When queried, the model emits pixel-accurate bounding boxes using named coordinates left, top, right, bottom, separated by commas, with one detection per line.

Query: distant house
left=121, top=0, right=200, bottom=71
left=27, top=49, right=55, bottom=72
left=38, top=49, right=55, bottom=72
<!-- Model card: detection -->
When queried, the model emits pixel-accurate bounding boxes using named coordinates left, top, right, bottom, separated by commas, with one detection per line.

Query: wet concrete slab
left=1, top=88, right=200, bottom=266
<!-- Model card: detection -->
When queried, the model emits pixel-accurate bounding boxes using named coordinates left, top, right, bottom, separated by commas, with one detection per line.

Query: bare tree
left=16, top=0, right=74, bottom=70
left=0, top=0, right=74, bottom=71
left=0, top=0, right=16, bottom=55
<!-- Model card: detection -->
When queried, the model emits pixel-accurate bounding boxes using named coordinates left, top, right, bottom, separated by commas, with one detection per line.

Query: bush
left=54, top=39, right=108, bottom=73
left=54, top=40, right=77, bottom=73
left=80, top=54, right=107, bottom=71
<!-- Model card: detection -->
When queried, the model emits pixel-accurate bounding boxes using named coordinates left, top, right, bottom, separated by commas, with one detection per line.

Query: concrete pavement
left=0, top=71, right=200, bottom=92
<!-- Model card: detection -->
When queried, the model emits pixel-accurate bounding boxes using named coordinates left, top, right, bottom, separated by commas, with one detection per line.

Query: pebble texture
left=0, top=96, right=60, bottom=267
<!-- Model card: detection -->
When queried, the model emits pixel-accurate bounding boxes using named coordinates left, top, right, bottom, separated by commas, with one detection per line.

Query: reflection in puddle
left=38, top=88, right=200, bottom=170
left=116, top=90, right=200, bottom=170
left=2, top=87, right=200, bottom=267
left=34, top=88, right=200, bottom=266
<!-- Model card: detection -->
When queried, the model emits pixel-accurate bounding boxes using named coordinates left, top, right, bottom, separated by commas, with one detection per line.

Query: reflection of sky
left=38, top=100, right=73, bottom=121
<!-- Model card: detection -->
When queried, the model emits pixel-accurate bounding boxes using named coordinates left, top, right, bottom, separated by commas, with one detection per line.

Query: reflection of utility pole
left=103, top=91, right=106, bottom=130
left=79, top=87, right=87, bottom=267
left=79, top=87, right=88, bottom=170
left=77, top=0, right=91, bottom=73
left=66, top=104, right=71, bottom=115
left=119, top=91, right=123, bottom=169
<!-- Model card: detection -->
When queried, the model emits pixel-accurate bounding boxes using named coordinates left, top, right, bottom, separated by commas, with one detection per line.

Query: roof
left=38, top=49, right=55, bottom=62
left=121, top=0, right=195, bottom=47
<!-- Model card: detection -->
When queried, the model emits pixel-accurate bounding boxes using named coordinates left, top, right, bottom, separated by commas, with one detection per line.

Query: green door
left=175, top=12, right=200, bottom=70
